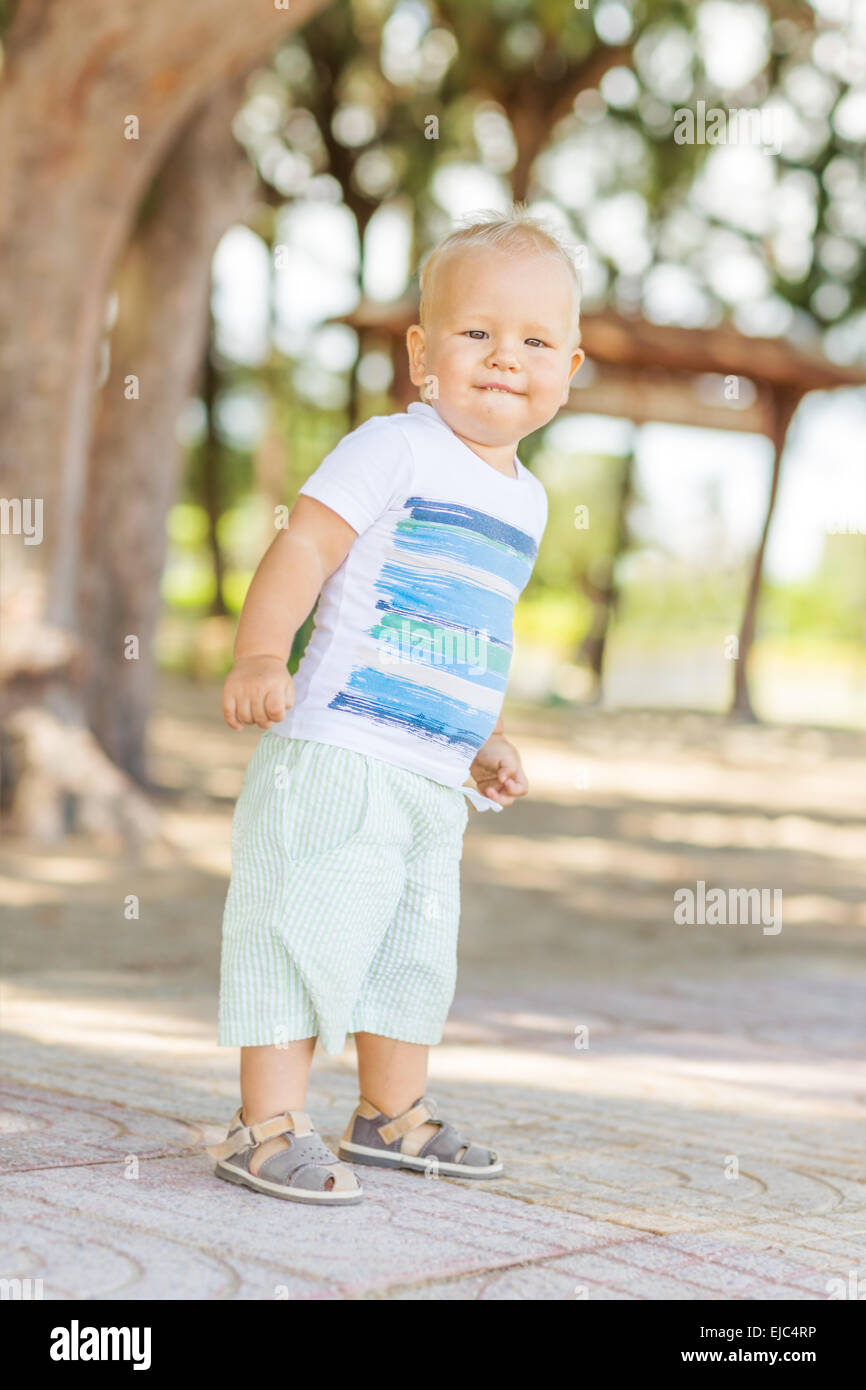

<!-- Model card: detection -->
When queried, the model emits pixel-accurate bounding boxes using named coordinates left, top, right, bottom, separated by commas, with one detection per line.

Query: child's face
left=408, top=246, right=584, bottom=446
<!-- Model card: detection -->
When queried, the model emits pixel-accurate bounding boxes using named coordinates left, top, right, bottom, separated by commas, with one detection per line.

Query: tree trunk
left=0, top=0, right=324, bottom=612
left=510, top=101, right=548, bottom=204
left=731, top=387, right=802, bottom=720
left=200, top=315, right=229, bottom=620
left=0, top=0, right=326, bottom=831
left=577, top=436, right=636, bottom=698
left=78, top=77, right=257, bottom=785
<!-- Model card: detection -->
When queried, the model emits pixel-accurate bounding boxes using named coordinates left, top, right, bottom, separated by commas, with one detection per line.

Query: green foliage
left=290, top=610, right=317, bottom=675
left=160, top=554, right=217, bottom=611
left=760, top=536, right=866, bottom=642
left=166, top=504, right=210, bottom=547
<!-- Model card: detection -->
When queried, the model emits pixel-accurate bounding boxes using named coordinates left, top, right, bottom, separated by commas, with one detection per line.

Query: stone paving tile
left=615, top=1234, right=832, bottom=1298
left=2, top=1044, right=863, bottom=1293
left=741, top=1235, right=866, bottom=1268
left=0, top=1219, right=340, bottom=1301
left=378, top=1264, right=591, bottom=1300
left=783, top=1215, right=866, bottom=1238
left=661, top=1233, right=849, bottom=1294
left=0, top=1081, right=202, bottom=1173
left=382, top=1238, right=835, bottom=1301
left=4, top=1157, right=830, bottom=1301
left=0, top=1153, right=637, bottom=1300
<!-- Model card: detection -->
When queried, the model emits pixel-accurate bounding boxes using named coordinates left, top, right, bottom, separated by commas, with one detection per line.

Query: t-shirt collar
left=407, top=401, right=443, bottom=422
left=406, top=401, right=521, bottom=479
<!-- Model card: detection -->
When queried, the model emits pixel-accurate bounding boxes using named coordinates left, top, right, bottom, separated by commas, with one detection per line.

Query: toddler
left=207, top=209, right=584, bottom=1202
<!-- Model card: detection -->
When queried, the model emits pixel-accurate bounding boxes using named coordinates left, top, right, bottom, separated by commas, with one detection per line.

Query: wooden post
left=577, top=427, right=638, bottom=698
left=730, top=386, right=803, bottom=720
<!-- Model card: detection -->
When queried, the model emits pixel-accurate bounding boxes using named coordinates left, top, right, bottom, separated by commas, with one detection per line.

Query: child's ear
left=562, top=347, right=585, bottom=403
left=406, top=324, right=427, bottom=385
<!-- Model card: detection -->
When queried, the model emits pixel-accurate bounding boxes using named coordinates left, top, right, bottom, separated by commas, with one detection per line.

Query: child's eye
left=464, top=330, right=549, bottom=347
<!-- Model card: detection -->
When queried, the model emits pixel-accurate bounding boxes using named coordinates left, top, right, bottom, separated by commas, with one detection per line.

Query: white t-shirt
left=270, top=400, right=549, bottom=788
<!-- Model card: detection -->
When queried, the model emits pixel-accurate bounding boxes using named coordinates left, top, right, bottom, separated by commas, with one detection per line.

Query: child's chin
left=472, top=393, right=527, bottom=419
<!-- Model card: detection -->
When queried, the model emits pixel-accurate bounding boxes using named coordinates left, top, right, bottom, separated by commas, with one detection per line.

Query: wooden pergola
left=334, top=298, right=866, bottom=717
left=341, top=299, right=866, bottom=427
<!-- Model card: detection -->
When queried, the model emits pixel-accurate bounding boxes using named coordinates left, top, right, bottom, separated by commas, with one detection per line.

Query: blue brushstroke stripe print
left=403, top=498, right=537, bottom=562
left=329, top=668, right=492, bottom=756
left=327, top=494, right=539, bottom=752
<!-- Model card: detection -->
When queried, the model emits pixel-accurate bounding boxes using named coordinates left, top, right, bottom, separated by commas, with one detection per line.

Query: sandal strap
left=206, top=1108, right=313, bottom=1161
left=418, top=1120, right=490, bottom=1166
left=258, top=1144, right=358, bottom=1192
left=376, top=1095, right=439, bottom=1145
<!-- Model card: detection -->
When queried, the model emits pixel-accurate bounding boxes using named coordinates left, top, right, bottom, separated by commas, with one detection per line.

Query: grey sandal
left=338, top=1094, right=504, bottom=1179
left=207, top=1106, right=363, bottom=1204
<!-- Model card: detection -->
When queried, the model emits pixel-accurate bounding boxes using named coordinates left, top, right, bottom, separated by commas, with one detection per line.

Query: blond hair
left=417, top=205, right=583, bottom=346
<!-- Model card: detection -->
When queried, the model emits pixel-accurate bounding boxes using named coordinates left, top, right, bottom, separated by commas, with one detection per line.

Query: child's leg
left=240, top=1038, right=317, bottom=1175
left=348, top=780, right=469, bottom=1152
left=353, top=1033, right=440, bottom=1149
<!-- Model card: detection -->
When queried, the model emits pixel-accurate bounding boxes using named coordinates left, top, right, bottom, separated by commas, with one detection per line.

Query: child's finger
left=485, top=776, right=517, bottom=805
left=236, top=695, right=253, bottom=726
left=498, top=765, right=523, bottom=787
left=249, top=693, right=273, bottom=728
left=263, top=685, right=288, bottom=721
left=222, top=695, right=242, bottom=731
left=500, top=769, right=527, bottom=795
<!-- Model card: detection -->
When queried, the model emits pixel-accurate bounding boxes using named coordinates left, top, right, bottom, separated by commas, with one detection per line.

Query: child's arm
left=222, top=496, right=358, bottom=731
left=468, top=709, right=529, bottom=806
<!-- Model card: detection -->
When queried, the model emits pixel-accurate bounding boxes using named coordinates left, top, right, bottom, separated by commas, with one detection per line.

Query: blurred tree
left=199, top=313, right=230, bottom=623
left=0, top=0, right=325, bottom=832
left=577, top=433, right=639, bottom=697
left=78, top=76, right=256, bottom=787
left=731, top=386, right=802, bottom=719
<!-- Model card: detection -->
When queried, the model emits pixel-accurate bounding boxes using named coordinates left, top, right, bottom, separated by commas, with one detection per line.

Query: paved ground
left=2, top=677, right=865, bottom=1299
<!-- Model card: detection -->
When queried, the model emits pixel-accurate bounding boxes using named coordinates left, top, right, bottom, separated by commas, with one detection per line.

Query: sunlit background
left=151, top=0, right=866, bottom=728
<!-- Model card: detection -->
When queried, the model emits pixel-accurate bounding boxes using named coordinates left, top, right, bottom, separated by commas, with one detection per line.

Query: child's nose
left=485, top=341, right=521, bottom=366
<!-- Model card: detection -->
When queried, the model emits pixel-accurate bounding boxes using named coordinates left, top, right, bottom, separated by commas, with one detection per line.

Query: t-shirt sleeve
left=297, top=415, right=413, bottom=537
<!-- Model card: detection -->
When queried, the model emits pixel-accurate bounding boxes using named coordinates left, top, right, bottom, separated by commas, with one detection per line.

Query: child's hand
left=469, top=733, right=528, bottom=807
left=222, top=655, right=294, bottom=731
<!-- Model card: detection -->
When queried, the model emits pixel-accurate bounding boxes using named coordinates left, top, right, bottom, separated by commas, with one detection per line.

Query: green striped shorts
left=217, top=732, right=470, bottom=1054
